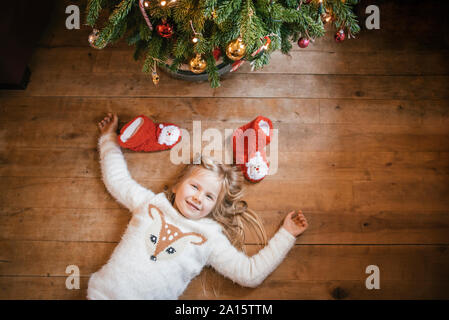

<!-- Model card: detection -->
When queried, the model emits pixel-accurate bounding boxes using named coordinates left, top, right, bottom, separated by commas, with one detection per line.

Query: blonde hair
left=165, top=156, right=267, bottom=251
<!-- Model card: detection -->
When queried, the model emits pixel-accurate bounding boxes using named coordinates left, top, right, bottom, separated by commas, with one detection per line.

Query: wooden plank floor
left=1, top=0, right=449, bottom=299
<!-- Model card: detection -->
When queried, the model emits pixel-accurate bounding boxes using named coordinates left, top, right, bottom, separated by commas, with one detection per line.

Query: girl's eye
left=166, top=247, right=176, bottom=254
left=207, top=195, right=214, bottom=200
left=150, top=234, right=157, bottom=244
left=191, top=184, right=198, bottom=190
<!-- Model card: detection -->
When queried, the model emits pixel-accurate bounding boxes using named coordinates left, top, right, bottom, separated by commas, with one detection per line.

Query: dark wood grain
left=0, top=0, right=448, bottom=300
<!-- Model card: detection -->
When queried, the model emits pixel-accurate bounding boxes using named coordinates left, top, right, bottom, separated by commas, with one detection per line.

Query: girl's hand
left=282, top=210, right=308, bottom=237
left=98, top=113, right=118, bottom=135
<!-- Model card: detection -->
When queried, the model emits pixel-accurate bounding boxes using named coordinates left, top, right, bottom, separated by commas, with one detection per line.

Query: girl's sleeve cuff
left=278, top=226, right=297, bottom=244
left=98, top=132, right=117, bottom=145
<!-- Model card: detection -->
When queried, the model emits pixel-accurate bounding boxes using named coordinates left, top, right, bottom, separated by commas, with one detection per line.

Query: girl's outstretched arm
left=207, top=211, right=308, bottom=288
left=98, top=113, right=155, bottom=212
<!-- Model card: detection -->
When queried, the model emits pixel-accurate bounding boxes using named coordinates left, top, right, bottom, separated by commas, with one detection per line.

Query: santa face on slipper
left=233, top=116, right=273, bottom=183
left=246, top=151, right=269, bottom=181
left=157, top=124, right=181, bottom=146
left=118, top=115, right=182, bottom=152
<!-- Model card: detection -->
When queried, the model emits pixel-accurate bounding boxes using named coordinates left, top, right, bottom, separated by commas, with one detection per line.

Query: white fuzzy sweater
left=87, top=132, right=297, bottom=300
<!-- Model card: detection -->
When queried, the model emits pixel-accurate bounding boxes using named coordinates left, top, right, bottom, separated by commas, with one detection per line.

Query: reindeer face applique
left=145, top=205, right=207, bottom=262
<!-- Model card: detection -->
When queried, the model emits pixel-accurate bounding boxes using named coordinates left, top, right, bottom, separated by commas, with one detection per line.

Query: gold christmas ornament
left=152, top=71, right=160, bottom=85
left=189, top=54, right=207, bottom=74
left=151, top=61, right=160, bottom=85
left=88, top=29, right=105, bottom=49
left=321, top=6, right=333, bottom=24
left=226, top=37, right=246, bottom=61
left=321, top=11, right=332, bottom=24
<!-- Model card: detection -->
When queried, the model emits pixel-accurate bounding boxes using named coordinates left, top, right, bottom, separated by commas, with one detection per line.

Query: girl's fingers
left=98, top=113, right=117, bottom=131
left=288, top=211, right=307, bottom=227
left=292, top=211, right=304, bottom=221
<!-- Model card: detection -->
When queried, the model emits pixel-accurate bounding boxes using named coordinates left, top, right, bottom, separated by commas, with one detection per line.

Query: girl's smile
left=186, top=199, right=200, bottom=211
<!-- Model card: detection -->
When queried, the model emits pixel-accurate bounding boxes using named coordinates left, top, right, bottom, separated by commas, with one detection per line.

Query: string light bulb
left=189, top=20, right=201, bottom=44
left=159, top=0, right=176, bottom=6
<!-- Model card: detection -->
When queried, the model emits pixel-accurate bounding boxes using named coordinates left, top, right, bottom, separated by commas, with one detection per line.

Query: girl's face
left=172, top=167, right=222, bottom=220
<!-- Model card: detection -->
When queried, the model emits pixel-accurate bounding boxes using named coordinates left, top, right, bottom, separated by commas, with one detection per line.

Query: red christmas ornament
left=156, top=21, right=174, bottom=38
left=213, top=48, right=221, bottom=61
left=335, top=30, right=346, bottom=43
left=298, top=37, right=310, bottom=48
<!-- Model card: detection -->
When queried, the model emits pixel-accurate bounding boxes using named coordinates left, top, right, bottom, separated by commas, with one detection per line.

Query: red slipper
left=118, top=115, right=182, bottom=152
left=232, top=116, right=273, bottom=182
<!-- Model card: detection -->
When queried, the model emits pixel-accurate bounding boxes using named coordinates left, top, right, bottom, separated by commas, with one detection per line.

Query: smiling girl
left=87, top=113, right=308, bottom=300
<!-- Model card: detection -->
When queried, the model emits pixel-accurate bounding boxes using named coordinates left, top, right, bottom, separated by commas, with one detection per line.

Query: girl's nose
left=192, top=194, right=201, bottom=204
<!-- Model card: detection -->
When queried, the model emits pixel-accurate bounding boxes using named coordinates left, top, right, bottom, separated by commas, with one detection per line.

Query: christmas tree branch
left=85, top=0, right=361, bottom=87
left=86, top=0, right=104, bottom=26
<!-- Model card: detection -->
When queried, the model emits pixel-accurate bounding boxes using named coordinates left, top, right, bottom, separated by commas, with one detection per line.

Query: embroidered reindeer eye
left=150, top=234, right=157, bottom=244
left=166, top=247, right=176, bottom=254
